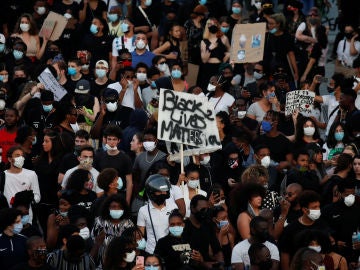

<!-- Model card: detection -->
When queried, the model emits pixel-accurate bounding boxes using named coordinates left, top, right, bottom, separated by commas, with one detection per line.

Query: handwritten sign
left=285, top=90, right=315, bottom=116
left=157, top=89, right=221, bottom=148
left=39, top=12, right=67, bottom=41
left=38, top=68, right=67, bottom=101
left=230, top=23, right=266, bottom=63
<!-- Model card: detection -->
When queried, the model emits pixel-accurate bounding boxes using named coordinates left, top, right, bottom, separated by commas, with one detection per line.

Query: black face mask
left=194, top=209, right=208, bottom=222
left=257, top=259, right=272, bottom=270
left=327, top=86, right=334, bottom=93
left=345, top=32, right=354, bottom=40
left=152, top=193, right=170, bottom=205
left=208, top=25, right=218, bottom=34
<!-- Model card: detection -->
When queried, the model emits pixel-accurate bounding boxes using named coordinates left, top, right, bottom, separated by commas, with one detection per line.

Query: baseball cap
left=74, top=79, right=90, bottom=94
left=95, top=60, right=109, bottom=69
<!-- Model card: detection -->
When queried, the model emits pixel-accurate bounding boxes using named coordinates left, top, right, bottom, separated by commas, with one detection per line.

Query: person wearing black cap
left=90, top=88, right=133, bottom=140
left=74, top=79, right=100, bottom=132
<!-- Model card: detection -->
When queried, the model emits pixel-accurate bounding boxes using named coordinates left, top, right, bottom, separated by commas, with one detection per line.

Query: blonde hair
left=270, top=13, right=286, bottom=31
left=241, top=164, right=269, bottom=184
left=203, top=18, right=220, bottom=39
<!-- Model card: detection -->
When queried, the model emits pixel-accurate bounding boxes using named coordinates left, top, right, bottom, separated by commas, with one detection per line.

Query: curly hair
left=100, top=194, right=129, bottom=221
left=241, top=164, right=269, bottom=185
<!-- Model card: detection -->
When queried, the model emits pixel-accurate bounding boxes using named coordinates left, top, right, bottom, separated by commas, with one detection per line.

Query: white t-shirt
left=137, top=201, right=178, bottom=254
left=337, top=39, right=360, bottom=67
left=108, top=82, right=143, bottom=110
left=61, top=166, right=103, bottom=194
left=322, top=95, right=339, bottom=136
left=4, top=169, right=41, bottom=205
left=208, top=92, right=235, bottom=114
left=296, top=22, right=316, bottom=38
left=181, top=185, right=207, bottom=218
left=112, top=35, right=136, bottom=55
left=231, top=239, right=279, bottom=268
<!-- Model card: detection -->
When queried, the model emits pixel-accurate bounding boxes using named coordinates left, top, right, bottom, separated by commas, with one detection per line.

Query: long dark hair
left=295, top=116, right=320, bottom=143
left=326, top=121, right=348, bottom=148
left=40, top=130, right=64, bottom=161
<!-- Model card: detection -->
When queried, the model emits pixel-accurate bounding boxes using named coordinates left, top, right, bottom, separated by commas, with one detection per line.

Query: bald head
left=285, top=183, right=303, bottom=203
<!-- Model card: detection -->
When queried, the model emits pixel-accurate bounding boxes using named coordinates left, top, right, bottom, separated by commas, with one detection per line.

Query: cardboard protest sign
left=285, top=90, right=315, bottom=116
left=157, top=89, right=221, bottom=150
left=38, top=68, right=67, bottom=101
left=230, top=23, right=266, bottom=63
left=39, top=12, right=67, bottom=41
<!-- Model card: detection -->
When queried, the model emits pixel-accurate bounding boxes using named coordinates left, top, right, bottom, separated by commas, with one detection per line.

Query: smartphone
left=320, top=77, right=328, bottom=83
left=136, top=256, right=144, bottom=267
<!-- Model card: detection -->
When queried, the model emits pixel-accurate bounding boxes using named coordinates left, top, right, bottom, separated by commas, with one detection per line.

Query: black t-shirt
left=154, top=234, right=192, bottom=270
left=182, top=219, right=222, bottom=262
left=90, top=79, right=115, bottom=99
left=278, top=218, right=329, bottom=257
left=253, top=134, right=293, bottom=163
left=81, top=34, right=112, bottom=70
left=52, top=1, right=80, bottom=19
left=263, top=32, right=295, bottom=75
left=10, top=262, right=55, bottom=270
left=93, top=151, right=132, bottom=185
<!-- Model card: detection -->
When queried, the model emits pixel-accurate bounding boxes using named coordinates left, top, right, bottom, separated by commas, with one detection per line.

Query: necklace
left=145, top=151, right=159, bottom=163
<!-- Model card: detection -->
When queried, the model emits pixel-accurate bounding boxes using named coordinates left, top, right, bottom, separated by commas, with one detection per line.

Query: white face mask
left=308, top=245, right=321, bottom=253
left=37, top=7, right=46, bottom=15
left=308, top=209, right=321, bottom=221
left=253, top=71, right=263, bottom=80
left=158, top=63, right=168, bottom=72
left=64, top=13, right=72, bottom=19
left=81, top=64, right=89, bottom=70
left=70, top=123, right=80, bottom=132
left=207, top=83, right=216, bottom=92
left=105, top=144, right=118, bottom=151
left=254, top=2, right=262, bottom=9
left=20, top=23, right=30, bottom=32
left=79, top=227, right=90, bottom=240
left=136, top=39, right=146, bottom=50
left=106, top=101, right=118, bottom=112
left=143, top=141, right=156, bottom=152
left=136, top=72, right=147, bottom=82
left=304, top=126, right=315, bottom=136
left=200, top=156, right=210, bottom=165
left=261, top=155, right=271, bottom=168
left=344, top=194, right=355, bottom=207
left=124, top=250, right=136, bottom=263
left=187, top=179, right=200, bottom=189
left=13, top=156, right=25, bottom=168
left=0, top=99, right=5, bottom=110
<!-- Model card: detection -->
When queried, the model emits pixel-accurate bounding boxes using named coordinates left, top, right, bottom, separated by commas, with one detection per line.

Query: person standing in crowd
left=0, top=208, right=28, bottom=269
left=0, top=108, right=19, bottom=163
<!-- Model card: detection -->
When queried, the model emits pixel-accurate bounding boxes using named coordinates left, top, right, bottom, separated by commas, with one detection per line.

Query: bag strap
left=329, top=105, right=339, bottom=119
left=0, top=171, right=5, bottom=194
left=138, top=6, right=153, bottom=28
left=147, top=203, right=158, bottom=243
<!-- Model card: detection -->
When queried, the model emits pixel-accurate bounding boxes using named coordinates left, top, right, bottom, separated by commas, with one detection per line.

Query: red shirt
left=0, top=128, right=17, bottom=163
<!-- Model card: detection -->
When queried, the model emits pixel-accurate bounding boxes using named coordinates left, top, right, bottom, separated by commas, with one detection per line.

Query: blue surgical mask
left=13, top=222, right=23, bottom=234
left=334, top=131, right=344, bottom=141
left=137, top=238, right=146, bottom=250
left=220, top=27, right=229, bottom=33
left=107, top=13, right=118, bottom=22
left=95, top=69, right=107, bottom=78
left=261, top=120, right=272, bottom=133
left=232, top=7, right=241, bottom=14
left=42, top=104, right=53, bottom=112
left=32, top=136, right=37, bottom=145
left=169, top=226, right=183, bottom=237
left=68, top=67, right=77, bottom=76
left=171, top=69, right=182, bottom=79
left=145, top=266, right=159, bottom=270
left=218, top=220, right=229, bottom=229
left=117, top=177, right=123, bottom=190
left=13, top=50, right=24, bottom=60
left=90, top=24, right=98, bottom=34
left=0, top=44, right=5, bottom=53
left=269, top=28, right=277, bottom=34
left=199, top=0, right=207, bottom=5
left=110, top=209, right=124, bottom=219
left=21, top=215, right=30, bottom=225
left=121, top=23, right=129, bottom=33
left=150, top=80, right=157, bottom=88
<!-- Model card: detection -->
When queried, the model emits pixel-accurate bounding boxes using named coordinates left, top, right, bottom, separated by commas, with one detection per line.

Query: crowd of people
left=1, top=0, right=360, bottom=269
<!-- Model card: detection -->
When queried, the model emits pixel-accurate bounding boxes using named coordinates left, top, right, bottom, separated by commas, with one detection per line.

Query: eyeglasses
left=158, top=61, right=166, bottom=65
left=104, top=100, right=117, bottom=104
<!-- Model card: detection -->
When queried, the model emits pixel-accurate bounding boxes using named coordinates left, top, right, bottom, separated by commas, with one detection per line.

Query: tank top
left=203, top=38, right=226, bottom=61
